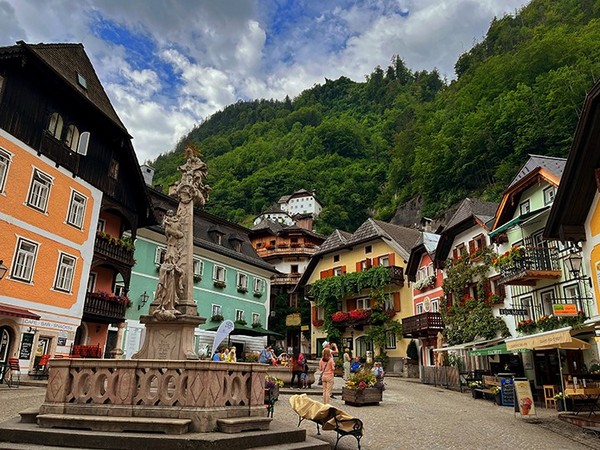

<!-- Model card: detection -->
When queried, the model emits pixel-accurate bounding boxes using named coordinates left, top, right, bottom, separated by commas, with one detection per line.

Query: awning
left=433, top=337, right=504, bottom=352
left=489, top=207, right=550, bottom=237
left=505, top=326, right=574, bottom=351
left=469, top=343, right=530, bottom=357
left=0, top=303, right=40, bottom=320
left=536, top=337, right=591, bottom=351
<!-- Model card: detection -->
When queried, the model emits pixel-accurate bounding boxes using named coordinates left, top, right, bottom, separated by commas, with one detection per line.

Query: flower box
left=213, top=280, right=226, bottom=288
left=237, top=286, right=248, bottom=293
left=342, top=387, right=382, bottom=406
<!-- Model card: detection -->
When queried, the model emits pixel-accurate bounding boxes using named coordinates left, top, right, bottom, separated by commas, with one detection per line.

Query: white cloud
left=0, top=0, right=531, bottom=161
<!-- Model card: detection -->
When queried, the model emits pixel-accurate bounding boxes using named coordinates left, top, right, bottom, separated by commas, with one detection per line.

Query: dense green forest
left=152, top=0, right=600, bottom=235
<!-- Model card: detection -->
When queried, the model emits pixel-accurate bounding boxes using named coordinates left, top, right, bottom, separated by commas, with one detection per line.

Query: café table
left=564, top=387, right=600, bottom=417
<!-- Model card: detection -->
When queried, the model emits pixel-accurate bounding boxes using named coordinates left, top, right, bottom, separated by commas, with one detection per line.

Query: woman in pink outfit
left=319, top=347, right=336, bottom=404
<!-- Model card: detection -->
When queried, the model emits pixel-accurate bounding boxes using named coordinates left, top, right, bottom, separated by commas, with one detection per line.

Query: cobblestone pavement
left=2, top=379, right=600, bottom=450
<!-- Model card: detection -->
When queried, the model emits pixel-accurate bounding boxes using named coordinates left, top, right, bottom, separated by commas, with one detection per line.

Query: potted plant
left=342, top=369, right=382, bottom=406
left=554, top=392, right=573, bottom=412
left=491, top=386, right=502, bottom=405
left=265, top=374, right=283, bottom=402
left=469, top=380, right=484, bottom=399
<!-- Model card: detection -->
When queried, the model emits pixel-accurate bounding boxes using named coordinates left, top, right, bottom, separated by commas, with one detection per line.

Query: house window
left=416, top=303, right=424, bottom=314
left=193, top=258, right=203, bottom=276
left=27, top=169, right=53, bottom=212
left=356, top=298, right=370, bottom=309
left=86, top=272, right=97, bottom=292
left=316, top=307, right=324, bottom=321
left=333, top=254, right=340, bottom=263
left=66, top=190, right=87, bottom=229
left=291, top=237, right=298, bottom=244
left=385, top=331, right=397, bottom=349
left=383, top=293, right=394, bottom=310
left=11, top=238, right=39, bottom=282
left=97, top=219, right=105, bottom=232
left=456, top=243, right=466, bottom=257
left=254, top=278, right=264, bottom=293
left=54, top=253, right=76, bottom=292
left=430, top=298, right=439, bottom=313
left=520, top=200, right=530, bottom=215
left=211, top=304, right=222, bottom=317
left=291, top=264, right=299, bottom=273
left=0, top=147, right=11, bottom=193
left=65, top=124, right=80, bottom=151
left=379, top=255, right=390, bottom=267
left=48, top=112, right=63, bottom=139
left=252, top=313, right=261, bottom=325
left=543, top=186, right=556, bottom=205
left=109, top=159, right=119, bottom=179
left=365, top=245, right=372, bottom=254
left=474, top=234, right=485, bottom=251
left=154, top=247, right=166, bottom=265
left=235, top=310, right=244, bottom=322
left=77, top=73, right=87, bottom=89
left=563, top=284, right=580, bottom=301
left=114, top=283, right=125, bottom=297
left=214, top=266, right=226, bottom=282
left=237, top=273, right=248, bottom=289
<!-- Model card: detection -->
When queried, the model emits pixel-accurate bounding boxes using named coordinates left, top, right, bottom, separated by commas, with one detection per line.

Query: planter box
left=342, top=387, right=382, bottom=406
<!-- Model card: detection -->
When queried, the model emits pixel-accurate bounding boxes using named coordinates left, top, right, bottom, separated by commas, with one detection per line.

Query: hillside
left=152, top=0, right=600, bottom=235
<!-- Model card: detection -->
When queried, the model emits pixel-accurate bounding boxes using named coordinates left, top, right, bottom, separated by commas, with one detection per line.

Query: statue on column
left=154, top=211, right=184, bottom=321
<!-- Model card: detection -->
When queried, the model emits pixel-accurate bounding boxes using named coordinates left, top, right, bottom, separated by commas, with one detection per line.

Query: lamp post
left=565, top=251, right=583, bottom=277
left=0, top=260, right=8, bottom=280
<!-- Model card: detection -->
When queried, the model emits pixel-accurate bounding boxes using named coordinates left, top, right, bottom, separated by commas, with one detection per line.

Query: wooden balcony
left=255, top=245, right=318, bottom=258
left=386, top=265, right=405, bottom=286
left=94, top=235, right=135, bottom=267
left=82, top=292, right=127, bottom=324
left=498, top=246, right=562, bottom=286
left=402, top=312, right=444, bottom=338
left=272, top=273, right=301, bottom=285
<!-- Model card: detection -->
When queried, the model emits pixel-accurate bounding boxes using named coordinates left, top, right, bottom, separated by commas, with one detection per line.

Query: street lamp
left=565, top=251, right=583, bottom=277
left=138, top=291, right=149, bottom=310
left=0, top=260, right=8, bottom=280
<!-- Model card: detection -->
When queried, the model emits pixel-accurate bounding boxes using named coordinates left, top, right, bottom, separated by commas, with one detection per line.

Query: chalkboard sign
left=19, top=333, right=34, bottom=360
left=500, top=378, right=515, bottom=406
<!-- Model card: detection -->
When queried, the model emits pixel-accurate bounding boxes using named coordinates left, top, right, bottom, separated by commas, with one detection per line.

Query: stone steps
left=0, top=417, right=316, bottom=450
left=217, top=416, right=272, bottom=433
left=36, top=414, right=191, bottom=434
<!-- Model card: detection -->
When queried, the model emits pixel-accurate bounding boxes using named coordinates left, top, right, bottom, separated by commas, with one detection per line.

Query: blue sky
left=0, top=0, right=530, bottom=163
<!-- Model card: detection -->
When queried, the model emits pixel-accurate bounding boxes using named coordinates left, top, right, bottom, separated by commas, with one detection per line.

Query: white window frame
left=11, top=237, right=39, bottom=282
left=416, top=303, right=424, bottom=314
left=48, top=112, right=63, bottom=139
left=214, top=265, right=226, bottom=282
left=66, top=190, right=87, bottom=229
left=154, top=247, right=166, bottom=266
left=65, top=124, right=80, bottom=151
left=385, top=330, right=397, bottom=349
left=54, top=252, right=76, bottom=292
left=316, top=306, right=324, bottom=321
left=333, top=267, right=343, bottom=276
left=0, top=147, right=12, bottom=194
left=211, top=304, right=222, bottom=317
left=383, top=293, right=394, bottom=310
left=543, top=186, right=556, bottom=205
left=235, top=310, right=244, bottom=322
left=252, top=313, right=260, bottom=325
left=520, top=200, right=530, bottom=215
left=87, top=272, right=97, bottom=293
left=356, top=298, right=370, bottom=310
left=237, top=272, right=248, bottom=289
left=26, top=168, right=53, bottom=212
left=192, top=258, right=203, bottom=276
left=254, top=278, right=264, bottom=293
left=97, top=219, right=106, bottom=232
left=430, top=298, right=439, bottom=313
left=379, top=255, right=390, bottom=267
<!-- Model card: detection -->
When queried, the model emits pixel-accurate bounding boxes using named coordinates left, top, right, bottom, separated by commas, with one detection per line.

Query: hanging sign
left=552, top=304, right=578, bottom=316
left=514, top=378, right=536, bottom=417
left=499, top=308, right=527, bottom=315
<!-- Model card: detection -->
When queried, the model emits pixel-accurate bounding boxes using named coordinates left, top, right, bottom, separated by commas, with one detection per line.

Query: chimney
left=140, top=164, right=155, bottom=186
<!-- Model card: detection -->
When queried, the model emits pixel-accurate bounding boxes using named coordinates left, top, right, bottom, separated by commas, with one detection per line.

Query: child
left=301, top=360, right=309, bottom=389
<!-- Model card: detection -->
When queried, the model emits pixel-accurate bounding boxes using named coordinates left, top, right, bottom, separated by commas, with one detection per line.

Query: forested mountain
left=152, top=0, right=600, bottom=235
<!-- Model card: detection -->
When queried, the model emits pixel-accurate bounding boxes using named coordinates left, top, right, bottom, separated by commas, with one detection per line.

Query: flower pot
left=556, top=398, right=573, bottom=412
left=495, top=393, right=503, bottom=405
left=342, top=387, right=382, bottom=406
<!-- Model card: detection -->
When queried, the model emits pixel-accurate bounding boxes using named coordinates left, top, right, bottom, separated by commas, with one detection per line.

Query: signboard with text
left=18, top=333, right=34, bottom=360
left=553, top=303, right=578, bottom=316
left=514, top=378, right=536, bottom=417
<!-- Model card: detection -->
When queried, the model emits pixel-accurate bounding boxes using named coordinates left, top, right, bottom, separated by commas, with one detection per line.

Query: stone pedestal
left=132, top=314, right=205, bottom=360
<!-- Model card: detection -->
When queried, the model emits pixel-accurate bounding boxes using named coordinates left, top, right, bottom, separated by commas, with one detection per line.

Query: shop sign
left=18, top=333, right=34, bottom=360
left=506, top=328, right=572, bottom=351
left=286, top=313, right=301, bottom=326
left=514, top=377, right=536, bottom=417
left=499, top=308, right=527, bottom=315
left=552, top=303, right=578, bottom=316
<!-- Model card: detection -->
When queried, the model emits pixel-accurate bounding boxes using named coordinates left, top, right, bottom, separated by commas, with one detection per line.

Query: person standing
left=228, top=346, right=237, bottom=362
left=343, top=348, right=352, bottom=380
left=290, top=350, right=303, bottom=389
left=319, top=347, right=336, bottom=404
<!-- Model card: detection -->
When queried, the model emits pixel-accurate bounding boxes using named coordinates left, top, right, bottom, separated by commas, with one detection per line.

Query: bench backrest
left=8, top=357, right=20, bottom=370
left=482, top=375, right=500, bottom=386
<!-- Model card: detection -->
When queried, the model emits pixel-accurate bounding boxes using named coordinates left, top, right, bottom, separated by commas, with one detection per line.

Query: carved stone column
left=109, top=322, right=126, bottom=359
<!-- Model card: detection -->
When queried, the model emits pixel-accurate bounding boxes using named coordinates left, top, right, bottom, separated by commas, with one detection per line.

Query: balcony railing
left=402, top=312, right=444, bottom=338
left=94, top=235, right=135, bottom=266
left=386, top=265, right=405, bottom=286
left=272, top=273, right=302, bottom=285
left=256, top=245, right=318, bottom=258
left=83, top=292, right=127, bottom=324
left=498, top=246, right=561, bottom=286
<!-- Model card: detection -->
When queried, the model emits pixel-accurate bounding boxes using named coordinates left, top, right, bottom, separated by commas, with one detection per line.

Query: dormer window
left=77, top=73, right=87, bottom=90
left=229, top=236, right=243, bottom=252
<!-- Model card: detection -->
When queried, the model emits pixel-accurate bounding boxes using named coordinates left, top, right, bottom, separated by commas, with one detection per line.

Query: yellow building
left=299, top=219, right=419, bottom=372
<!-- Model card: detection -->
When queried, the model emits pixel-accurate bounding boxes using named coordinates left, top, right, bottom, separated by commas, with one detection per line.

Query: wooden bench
left=290, top=394, right=363, bottom=450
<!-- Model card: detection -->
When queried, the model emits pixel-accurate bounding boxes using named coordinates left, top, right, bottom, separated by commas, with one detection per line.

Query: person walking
left=319, top=347, right=336, bottom=404
left=343, top=348, right=352, bottom=380
left=290, top=350, right=303, bottom=389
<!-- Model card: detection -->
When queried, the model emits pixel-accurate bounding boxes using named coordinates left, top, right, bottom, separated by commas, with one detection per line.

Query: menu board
left=514, top=377, right=536, bottom=417
left=19, top=333, right=34, bottom=360
left=500, top=378, right=515, bottom=406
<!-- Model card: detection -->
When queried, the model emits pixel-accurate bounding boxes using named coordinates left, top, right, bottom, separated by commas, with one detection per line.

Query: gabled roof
left=406, top=232, right=440, bottom=278
left=434, top=198, right=497, bottom=264
left=251, top=219, right=285, bottom=234
left=8, top=41, right=128, bottom=134
left=545, top=80, right=600, bottom=242
left=492, top=155, right=566, bottom=231
left=318, top=229, right=353, bottom=253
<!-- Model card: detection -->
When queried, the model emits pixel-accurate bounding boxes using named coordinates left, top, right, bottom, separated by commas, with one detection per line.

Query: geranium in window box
left=253, top=291, right=263, bottom=298
left=237, top=286, right=248, bottom=293
left=349, top=309, right=371, bottom=322
left=193, top=274, right=202, bottom=283
left=210, top=314, right=224, bottom=322
left=331, top=311, right=350, bottom=324
left=235, top=319, right=247, bottom=326
left=213, top=280, right=226, bottom=288
left=252, top=321, right=263, bottom=328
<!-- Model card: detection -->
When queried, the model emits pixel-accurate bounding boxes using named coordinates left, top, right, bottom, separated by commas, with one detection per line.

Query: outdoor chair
left=6, top=357, right=20, bottom=388
left=543, top=384, right=556, bottom=408
left=34, top=354, right=51, bottom=380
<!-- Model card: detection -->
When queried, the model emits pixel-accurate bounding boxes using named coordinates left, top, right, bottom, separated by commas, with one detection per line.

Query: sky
left=0, top=0, right=530, bottom=163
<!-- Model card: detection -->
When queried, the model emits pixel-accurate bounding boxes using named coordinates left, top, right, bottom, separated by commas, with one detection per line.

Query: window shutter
left=366, top=258, right=372, bottom=268
left=347, top=298, right=357, bottom=311
left=393, top=292, right=401, bottom=312
left=320, top=269, right=333, bottom=279
left=356, top=261, right=362, bottom=272
left=341, top=265, right=347, bottom=274
left=311, top=306, right=318, bottom=325
left=468, top=240, right=475, bottom=254
left=452, top=248, right=458, bottom=260
left=373, top=258, right=380, bottom=267
left=499, top=283, right=506, bottom=299
left=483, top=279, right=492, bottom=296
left=388, top=253, right=395, bottom=266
